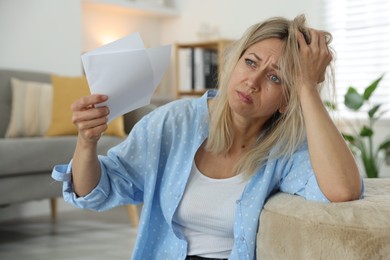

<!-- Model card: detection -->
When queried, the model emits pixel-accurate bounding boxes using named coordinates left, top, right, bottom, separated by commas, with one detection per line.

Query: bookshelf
left=175, top=39, right=233, bottom=98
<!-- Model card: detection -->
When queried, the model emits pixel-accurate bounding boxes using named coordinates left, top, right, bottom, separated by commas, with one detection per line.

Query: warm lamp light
left=99, top=35, right=120, bottom=45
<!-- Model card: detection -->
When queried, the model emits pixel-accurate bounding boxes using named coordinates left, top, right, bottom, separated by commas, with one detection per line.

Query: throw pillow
left=5, top=78, right=52, bottom=138
left=46, top=75, right=126, bottom=137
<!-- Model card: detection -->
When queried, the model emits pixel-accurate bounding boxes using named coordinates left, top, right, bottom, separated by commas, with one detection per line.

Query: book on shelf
left=178, top=47, right=193, bottom=91
left=194, top=47, right=205, bottom=91
left=205, top=48, right=218, bottom=89
left=177, top=47, right=219, bottom=92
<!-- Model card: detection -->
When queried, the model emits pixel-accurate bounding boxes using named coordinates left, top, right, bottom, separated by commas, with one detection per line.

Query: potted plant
left=337, top=75, right=390, bottom=178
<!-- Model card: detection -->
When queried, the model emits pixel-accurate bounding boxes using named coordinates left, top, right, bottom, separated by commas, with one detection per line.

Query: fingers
left=297, top=29, right=309, bottom=49
left=71, top=94, right=110, bottom=142
left=317, top=32, right=332, bottom=83
left=77, top=119, right=108, bottom=142
left=297, top=28, right=332, bottom=84
left=298, top=28, right=321, bottom=49
left=71, top=94, right=109, bottom=123
left=72, top=107, right=109, bottom=125
left=298, top=26, right=311, bottom=45
left=70, top=94, right=108, bottom=111
left=298, top=29, right=327, bottom=50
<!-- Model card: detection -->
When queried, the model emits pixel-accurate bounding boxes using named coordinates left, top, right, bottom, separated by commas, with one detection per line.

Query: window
left=322, top=0, right=390, bottom=119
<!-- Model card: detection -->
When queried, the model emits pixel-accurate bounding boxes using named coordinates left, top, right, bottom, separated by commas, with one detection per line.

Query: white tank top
left=173, top=160, right=248, bottom=258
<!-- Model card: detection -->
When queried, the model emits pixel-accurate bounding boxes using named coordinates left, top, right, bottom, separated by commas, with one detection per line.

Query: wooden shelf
left=175, top=39, right=233, bottom=99
left=176, top=90, right=208, bottom=96
left=83, top=0, right=179, bottom=18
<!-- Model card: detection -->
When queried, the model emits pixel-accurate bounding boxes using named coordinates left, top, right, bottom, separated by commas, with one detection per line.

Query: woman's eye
left=270, top=75, right=281, bottom=84
left=245, top=58, right=256, bottom=68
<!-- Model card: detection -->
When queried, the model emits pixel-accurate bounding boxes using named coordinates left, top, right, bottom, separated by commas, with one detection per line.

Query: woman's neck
left=230, top=115, right=263, bottom=151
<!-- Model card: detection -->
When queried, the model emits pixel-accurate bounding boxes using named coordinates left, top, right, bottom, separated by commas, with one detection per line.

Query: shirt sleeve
left=278, top=142, right=330, bottom=203
left=51, top=111, right=163, bottom=211
left=278, top=142, right=365, bottom=202
left=51, top=157, right=144, bottom=211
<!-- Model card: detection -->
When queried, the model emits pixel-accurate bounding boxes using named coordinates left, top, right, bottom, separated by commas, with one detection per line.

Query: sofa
left=257, top=178, right=390, bottom=259
left=0, top=69, right=155, bottom=222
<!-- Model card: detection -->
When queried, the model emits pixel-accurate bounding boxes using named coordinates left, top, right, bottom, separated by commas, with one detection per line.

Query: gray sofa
left=0, top=69, right=155, bottom=220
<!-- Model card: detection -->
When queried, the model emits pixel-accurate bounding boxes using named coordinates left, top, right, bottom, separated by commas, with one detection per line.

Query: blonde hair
left=206, top=14, right=335, bottom=176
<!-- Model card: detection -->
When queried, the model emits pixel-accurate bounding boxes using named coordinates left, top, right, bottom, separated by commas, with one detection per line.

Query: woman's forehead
left=244, top=39, right=284, bottom=65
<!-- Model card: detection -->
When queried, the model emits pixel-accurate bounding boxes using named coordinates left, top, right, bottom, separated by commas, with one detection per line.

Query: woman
left=52, top=14, right=363, bottom=260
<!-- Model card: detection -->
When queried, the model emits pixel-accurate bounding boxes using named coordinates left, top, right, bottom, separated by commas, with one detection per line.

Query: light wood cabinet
left=175, top=39, right=233, bottom=98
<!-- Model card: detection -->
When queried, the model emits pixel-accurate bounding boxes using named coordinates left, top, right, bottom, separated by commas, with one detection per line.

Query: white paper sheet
left=81, top=32, right=171, bottom=122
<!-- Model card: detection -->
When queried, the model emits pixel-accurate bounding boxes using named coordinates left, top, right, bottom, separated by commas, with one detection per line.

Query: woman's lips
left=237, top=91, right=253, bottom=104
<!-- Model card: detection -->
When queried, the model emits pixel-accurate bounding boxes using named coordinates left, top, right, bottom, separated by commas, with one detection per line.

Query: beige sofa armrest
left=257, top=178, right=390, bottom=259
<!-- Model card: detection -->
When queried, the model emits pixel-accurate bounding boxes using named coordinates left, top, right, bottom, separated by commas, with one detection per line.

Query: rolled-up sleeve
left=52, top=140, right=143, bottom=211
left=278, top=142, right=365, bottom=202
left=51, top=158, right=138, bottom=211
left=278, top=142, right=330, bottom=203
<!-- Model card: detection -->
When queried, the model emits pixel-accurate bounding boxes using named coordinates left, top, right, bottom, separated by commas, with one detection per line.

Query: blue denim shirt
left=52, top=90, right=332, bottom=260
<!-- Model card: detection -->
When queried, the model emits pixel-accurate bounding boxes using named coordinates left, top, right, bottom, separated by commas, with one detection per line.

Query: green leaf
left=360, top=144, right=378, bottom=178
left=378, top=139, right=390, bottom=151
left=360, top=126, right=373, bottom=137
left=342, top=133, right=355, bottom=142
left=363, top=158, right=379, bottom=178
left=345, top=87, right=364, bottom=110
left=368, top=104, right=381, bottom=119
left=324, top=100, right=337, bottom=110
left=363, top=75, right=384, bottom=101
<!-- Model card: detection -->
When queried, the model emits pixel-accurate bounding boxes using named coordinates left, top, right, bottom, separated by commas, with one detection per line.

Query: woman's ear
left=278, top=105, right=287, bottom=114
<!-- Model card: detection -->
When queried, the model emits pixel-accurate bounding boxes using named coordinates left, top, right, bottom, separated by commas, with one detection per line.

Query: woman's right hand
left=71, top=94, right=110, bottom=143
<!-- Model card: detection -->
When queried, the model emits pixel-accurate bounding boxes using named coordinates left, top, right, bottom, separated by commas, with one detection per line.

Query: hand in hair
left=296, top=28, right=332, bottom=91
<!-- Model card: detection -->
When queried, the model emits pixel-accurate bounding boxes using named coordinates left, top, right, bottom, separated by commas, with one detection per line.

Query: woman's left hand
left=296, top=29, right=332, bottom=94
left=296, top=28, right=362, bottom=202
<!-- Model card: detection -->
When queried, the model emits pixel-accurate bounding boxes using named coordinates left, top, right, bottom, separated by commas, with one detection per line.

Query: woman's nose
left=249, top=86, right=257, bottom=93
left=246, top=72, right=263, bottom=93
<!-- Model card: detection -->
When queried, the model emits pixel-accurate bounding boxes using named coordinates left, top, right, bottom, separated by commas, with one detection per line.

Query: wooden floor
left=0, top=207, right=138, bottom=260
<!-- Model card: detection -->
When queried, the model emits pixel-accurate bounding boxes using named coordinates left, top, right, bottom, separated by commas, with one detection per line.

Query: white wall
left=82, top=3, right=163, bottom=51
left=0, top=0, right=83, bottom=76
left=161, top=0, right=324, bottom=44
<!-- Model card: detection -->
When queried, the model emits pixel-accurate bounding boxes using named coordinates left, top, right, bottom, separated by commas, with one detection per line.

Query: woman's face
left=227, top=38, right=287, bottom=125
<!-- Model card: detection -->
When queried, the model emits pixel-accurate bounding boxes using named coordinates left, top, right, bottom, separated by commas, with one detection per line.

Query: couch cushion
left=257, top=178, right=390, bottom=259
left=0, top=136, right=123, bottom=177
left=0, top=70, right=51, bottom=138
left=46, top=74, right=126, bottom=137
left=5, top=77, right=52, bottom=138
left=0, top=174, right=62, bottom=205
